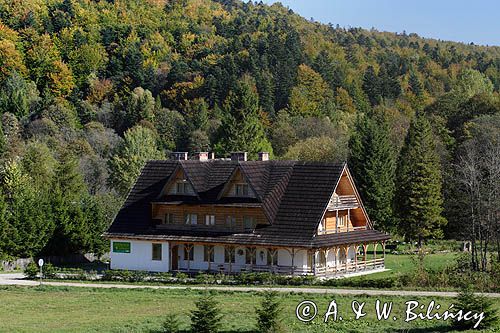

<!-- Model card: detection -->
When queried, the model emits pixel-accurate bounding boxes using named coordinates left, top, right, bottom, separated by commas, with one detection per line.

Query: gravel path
left=1, top=273, right=499, bottom=298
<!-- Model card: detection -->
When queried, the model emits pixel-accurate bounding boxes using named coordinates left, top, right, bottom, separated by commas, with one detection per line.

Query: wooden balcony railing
left=327, top=195, right=359, bottom=210
left=318, top=225, right=367, bottom=235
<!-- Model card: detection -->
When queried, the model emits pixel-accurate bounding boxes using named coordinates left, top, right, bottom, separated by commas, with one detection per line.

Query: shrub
left=190, top=292, right=222, bottom=333
left=452, top=287, right=499, bottom=330
left=24, top=262, right=39, bottom=279
left=42, top=263, right=57, bottom=279
left=162, top=313, right=180, bottom=333
left=256, top=291, right=285, bottom=333
left=175, top=272, right=188, bottom=283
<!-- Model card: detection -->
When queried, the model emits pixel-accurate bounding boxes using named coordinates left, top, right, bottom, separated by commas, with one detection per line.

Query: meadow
left=1, top=285, right=499, bottom=333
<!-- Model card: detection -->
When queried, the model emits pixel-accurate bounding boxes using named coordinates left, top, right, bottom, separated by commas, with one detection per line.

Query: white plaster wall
left=277, top=249, right=291, bottom=266
left=294, top=250, right=309, bottom=269
left=110, top=240, right=170, bottom=272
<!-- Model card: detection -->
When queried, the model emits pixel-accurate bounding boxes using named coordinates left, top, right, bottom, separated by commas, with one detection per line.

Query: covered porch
left=168, top=240, right=386, bottom=277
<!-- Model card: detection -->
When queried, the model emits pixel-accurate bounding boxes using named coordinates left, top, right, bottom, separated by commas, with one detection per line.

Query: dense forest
left=0, top=0, right=498, bottom=270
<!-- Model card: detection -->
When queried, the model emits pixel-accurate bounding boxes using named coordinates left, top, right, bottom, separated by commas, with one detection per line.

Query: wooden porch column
left=247, top=247, right=256, bottom=271
left=382, top=242, right=386, bottom=260
left=228, top=246, right=234, bottom=274
left=291, top=249, right=296, bottom=276
left=186, top=244, right=193, bottom=273
left=363, top=244, right=367, bottom=269
left=344, top=246, right=349, bottom=271
left=313, top=250, right=318, bottom=275
left=334, top=247, right=339, bottom=273
left=207, top=246, right=214, bottom=272
left=354, top=245, right=358, bottom=271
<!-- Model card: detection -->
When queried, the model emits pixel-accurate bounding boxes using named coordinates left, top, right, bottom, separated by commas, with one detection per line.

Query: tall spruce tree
left=214, top=76, right=273, bottom=159
left=395, top=114, right=446, bottom=246
left=349, top=113, right=396, bottom=232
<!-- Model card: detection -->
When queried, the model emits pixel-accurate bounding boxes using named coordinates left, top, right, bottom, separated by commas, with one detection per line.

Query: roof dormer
left=160, top=167, right=196, bottom=197
left=219, top=167, right=256, bottom=199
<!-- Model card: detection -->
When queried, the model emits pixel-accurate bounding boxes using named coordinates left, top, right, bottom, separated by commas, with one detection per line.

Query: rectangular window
left=224, top=248, right=235, bottom=263
left=266, top=250, right=278, bottom=266
left=183, top=245, right=194, bottom=261
left=243, top=216, right=255, bottom=231
left=205, top=215, right=216, bottom=226
left=185, top=213, right=198, bottom=225
left=338, top=215, right=345, bottom=227
left=176, top=181, right=190, bottom=194
left=112, top=242, right=131, bottom=253
left=245, top=249, right=256, bottom=265
left=235, top=183, right=249, bottom=196
left=225, top=216, right=236, bottom=230
left=163, top=213, right=174, bottom=224
left=203, top=246, right=214, bottom=262
left=152, top=243, right=162, bottom=261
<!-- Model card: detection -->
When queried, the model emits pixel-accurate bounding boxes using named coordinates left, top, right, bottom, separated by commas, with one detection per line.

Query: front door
left=171, top=245, right=178, bottom=270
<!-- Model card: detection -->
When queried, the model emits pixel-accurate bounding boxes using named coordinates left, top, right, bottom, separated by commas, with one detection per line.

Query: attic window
left=235, top=183, right=249, bottom=196
left=176, top=181, right=191, bottom=194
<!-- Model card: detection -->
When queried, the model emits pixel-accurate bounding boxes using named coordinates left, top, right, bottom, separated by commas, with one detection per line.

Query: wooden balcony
left=327, top=195, right=359, bottom=210
left=318, top=225, right=367, bottom=235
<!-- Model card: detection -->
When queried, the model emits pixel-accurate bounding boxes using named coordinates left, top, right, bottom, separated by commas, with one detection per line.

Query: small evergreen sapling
left=256, top=291, right=285, bottom=333
left=452, top=287, right=498, bottom=330
left=190, top=292, right=222, bottom=333
left=162, top=313, right=180, bottom=333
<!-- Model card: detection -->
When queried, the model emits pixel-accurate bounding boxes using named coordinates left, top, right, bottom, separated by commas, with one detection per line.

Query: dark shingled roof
left=106, top=160, right=390, bottom=248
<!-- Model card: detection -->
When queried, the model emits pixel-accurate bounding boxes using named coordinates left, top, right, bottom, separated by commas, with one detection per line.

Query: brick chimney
left=171, top=152, right=188, bottom=160
left=258, top=152, right=270, bottom=161
left=194, top=152, right=209, bottom=161
left=230, top=152, right=247, bottom=161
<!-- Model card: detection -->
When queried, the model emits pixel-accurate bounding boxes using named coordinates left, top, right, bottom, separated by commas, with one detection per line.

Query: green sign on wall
left=113, top=242, right=131, bottom=253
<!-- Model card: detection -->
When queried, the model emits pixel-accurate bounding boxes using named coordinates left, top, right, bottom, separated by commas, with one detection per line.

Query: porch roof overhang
left=103, top=229, right=390, bottom=249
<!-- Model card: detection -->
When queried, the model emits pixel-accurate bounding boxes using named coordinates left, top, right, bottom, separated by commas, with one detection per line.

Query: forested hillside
left=0, top=0, right=498, bottom=263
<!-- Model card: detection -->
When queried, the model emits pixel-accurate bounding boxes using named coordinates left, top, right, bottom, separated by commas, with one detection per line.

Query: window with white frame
left=205, top=214, right=216, bottom=226
left=184, top=213, right=198, bottom=225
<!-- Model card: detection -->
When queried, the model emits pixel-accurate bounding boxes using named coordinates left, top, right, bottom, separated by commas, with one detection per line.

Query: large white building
left=105, top=152, right=389, bottom=277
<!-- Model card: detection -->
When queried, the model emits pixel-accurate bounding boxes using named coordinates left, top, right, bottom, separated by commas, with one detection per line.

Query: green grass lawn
left=355, top=252, right=458, bottom=280
left=0, top=285, right=498, bottom=333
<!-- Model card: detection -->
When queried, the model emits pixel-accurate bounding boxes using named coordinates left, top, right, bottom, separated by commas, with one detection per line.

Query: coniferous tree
left=190, top=292, right=222, bottom=333
left=395, top=114, right=446, bottom=246
left=349, top=113, right=396, bottom=232
left=256, top=291, right=283, bottom=333
left=362, top=66, right=380, bottom=106
left=214, top=76, right=273, bottom=159
left=409, top=71, right=423, bottom=97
